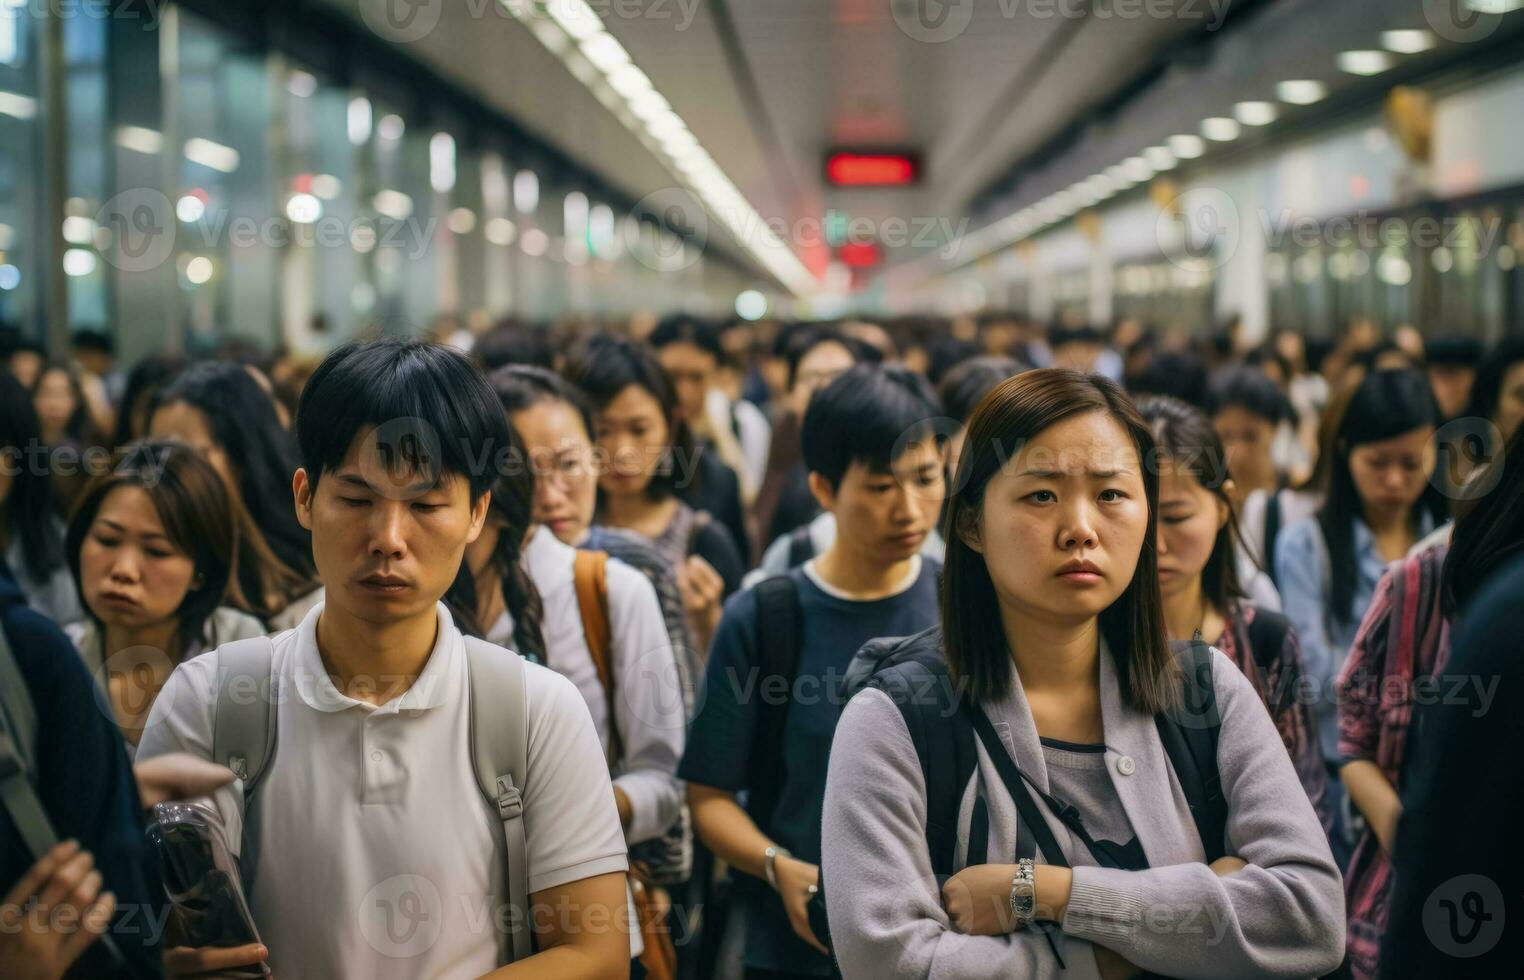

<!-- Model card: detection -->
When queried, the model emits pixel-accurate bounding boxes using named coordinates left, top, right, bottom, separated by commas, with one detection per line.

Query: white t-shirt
left=137, top=601, right=629, bottom=979
left=501, top=527, right=684, bottom=846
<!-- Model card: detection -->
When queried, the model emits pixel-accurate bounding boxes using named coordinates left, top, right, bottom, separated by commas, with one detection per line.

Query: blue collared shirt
left=1275, top=515, right=1435, bottom=760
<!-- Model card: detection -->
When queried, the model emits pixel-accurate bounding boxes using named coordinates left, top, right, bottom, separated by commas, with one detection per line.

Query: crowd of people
left=1, top=311, right=1521, bottom=979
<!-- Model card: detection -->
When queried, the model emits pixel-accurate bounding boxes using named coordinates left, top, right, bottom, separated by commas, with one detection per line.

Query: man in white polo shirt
left=138, top=340, right=630, bottom=979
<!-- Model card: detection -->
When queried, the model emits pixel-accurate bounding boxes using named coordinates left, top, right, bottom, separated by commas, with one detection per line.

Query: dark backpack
left=842, top=627, right=1230, bottom=880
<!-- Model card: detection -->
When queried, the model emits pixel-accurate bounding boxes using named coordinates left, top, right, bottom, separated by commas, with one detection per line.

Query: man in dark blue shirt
left=0, top=559, right=162, bottom=978
left=681, top=364, right=948, bottom=979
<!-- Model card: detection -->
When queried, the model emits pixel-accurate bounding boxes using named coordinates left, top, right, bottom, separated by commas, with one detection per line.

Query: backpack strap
left=869, top=654, right=978, bottom=880
left=0, top=625, right=53, bottom=860
left=463, top=636, right=534, bottom=964
left=1245, top=608, right=1295, bottom=715
left=786, top=525, right=815, bottom=569
left=212, top=636, right=278, bottom=791
left=1263, top=490, right=1284, bottom=587
left=1155, top=642, right=1228, bottom=863
left=747, top=576, right=801, bottom=829
left=572, top=550, right=621, bottom=766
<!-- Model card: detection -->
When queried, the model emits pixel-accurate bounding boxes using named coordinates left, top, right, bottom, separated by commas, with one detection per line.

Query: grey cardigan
left=821, top=641, right=1345, bottom=980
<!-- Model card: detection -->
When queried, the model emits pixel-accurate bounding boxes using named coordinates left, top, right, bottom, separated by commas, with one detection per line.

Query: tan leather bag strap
left=572, top=550, right=621, bottom=765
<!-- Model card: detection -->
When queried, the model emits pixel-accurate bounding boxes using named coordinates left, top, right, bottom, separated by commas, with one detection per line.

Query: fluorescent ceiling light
left=373, top=189, right=413, bottom=220
left=580, top=33, right=629, bottom=72
left=1234, top=101, right=1279, bottom=126
left=1465, top=1, right=1524, bottom=14
left=1168, top=134, right=1206, bottom=159
left=546, top=0, right=604, bottom=41
left=1123, top=156, right=1155, bottom=182
left=1144, top=146, right=1178, bottom=171
left=1276, top=80, right=1328, bottom=105
left=0, top=90, right=37, bottom=119
left=348, top=98, right=372, bottom=145
left=607, top=64, right=652, bottom=98
left=504, top=1, right=816, bottom=297
left=1201, top=117, right=1241, bottom=142
left=1381, top=30, right=1437, bottom=54
left=1338, top=50, right=1396, bottom=76
left=116, top=125, right=163, bottom=155
left=184, top=137, right=241, bottom=173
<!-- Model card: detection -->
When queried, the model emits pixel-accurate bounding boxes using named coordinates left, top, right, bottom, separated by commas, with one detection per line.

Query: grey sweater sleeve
left=1060, top=650, right=1346, bottom=979
left=822, top=688, right=1105, bottom=980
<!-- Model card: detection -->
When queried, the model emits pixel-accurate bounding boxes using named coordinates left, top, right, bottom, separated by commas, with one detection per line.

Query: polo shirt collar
left=292, top=600, right=462, bottom=714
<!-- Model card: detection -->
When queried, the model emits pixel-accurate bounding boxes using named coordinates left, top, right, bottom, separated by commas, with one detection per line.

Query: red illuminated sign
left=838, top=242, right=881, bottom=267
left=825, top=152, right=920, bottom=187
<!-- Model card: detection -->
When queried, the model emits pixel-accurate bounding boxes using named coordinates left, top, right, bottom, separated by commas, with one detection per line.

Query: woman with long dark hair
left=31, top=362, right=107, bottom=515
left=1274, top=369, right=1446, bottom=834
left=148, top=361, right=317, bottom=622
left=65, top=441, right=265, bottom=751
left=0, top=372, right=81, bottom=625
left=1138, top=395, right=1331, bottom=836
left=822, top=369, right=1343, bottom=979
left=1336, top=420, right=1524, bottom=980
left=565, top=334, right=743, bottom=657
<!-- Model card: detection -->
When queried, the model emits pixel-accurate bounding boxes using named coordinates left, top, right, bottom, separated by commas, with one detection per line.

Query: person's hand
left=678, top=555, right=724, bottom=621
left=0, top=840, right=117, bottom=980
left=1094, top=944, right=1143, bottom=979
left=164, top=943, right=269, bottom=977
left=773, top=855, right=828, bottom=955
left=942, top=864, right=1019, bottom=935
left=134, top=754, right=237, bottom=810
left=1209, top=855, right=1248, bottom=876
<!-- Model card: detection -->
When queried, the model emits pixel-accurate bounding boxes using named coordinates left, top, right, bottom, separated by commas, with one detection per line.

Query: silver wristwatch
left=1009, top=858, right=1037, bottom=926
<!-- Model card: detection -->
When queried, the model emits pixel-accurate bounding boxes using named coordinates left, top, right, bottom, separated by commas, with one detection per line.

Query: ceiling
left=315, top=0, right=1521, bottom=297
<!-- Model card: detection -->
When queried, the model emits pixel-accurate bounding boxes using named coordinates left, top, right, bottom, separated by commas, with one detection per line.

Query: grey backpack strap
left=464, top=636, right=534, bottom=964
left=212, top=637, right=278, bottom=790
left=0, top=625, right=56, bottom=860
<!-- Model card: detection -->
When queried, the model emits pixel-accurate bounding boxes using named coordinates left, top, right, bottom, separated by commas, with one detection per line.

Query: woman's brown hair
left=941, top=369, right=1178, bottom=714
left=66, top=440, right=244, bottom=662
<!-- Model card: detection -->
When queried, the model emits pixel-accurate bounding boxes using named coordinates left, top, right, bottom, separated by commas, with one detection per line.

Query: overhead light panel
left=1338, top=50, right=1396, bottom=76
left=1381, top=30, right=1437, bottom=54
left=184, top=137, right=241, bottom=173
left=1168, top=134, right=1206, bottom=160
left=1143, top=146, right=1178, bottom=171
left=1276, top=80, right=1328, bottom=105
left=1201, top=117, right=1241, bottom=142
left=1234, top=101, right=1280, bottom=126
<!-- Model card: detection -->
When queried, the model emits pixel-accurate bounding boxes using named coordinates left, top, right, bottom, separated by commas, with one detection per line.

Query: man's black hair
left=1205, top=365, right=1293, bottom=426
left=70, top=328, right=115, bottom=356
left=295, top=339, right=508, bottom=500
left=1425, top=334, right=1484, bottom=369
left=1131, top=350, right=1209, bottom=409
left=475, top=318, right=554, bottom=372
left=648, top=314, right=723, bottom=362
left=926, top=335, right=982, bottom=386
left=940, top=356, right=1027, bottom=424
left=802, top=363, right=943, bottom=490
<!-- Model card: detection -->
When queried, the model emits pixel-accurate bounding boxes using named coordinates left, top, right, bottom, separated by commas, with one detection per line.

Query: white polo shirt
left=137, top=601, right=629, bottom=980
